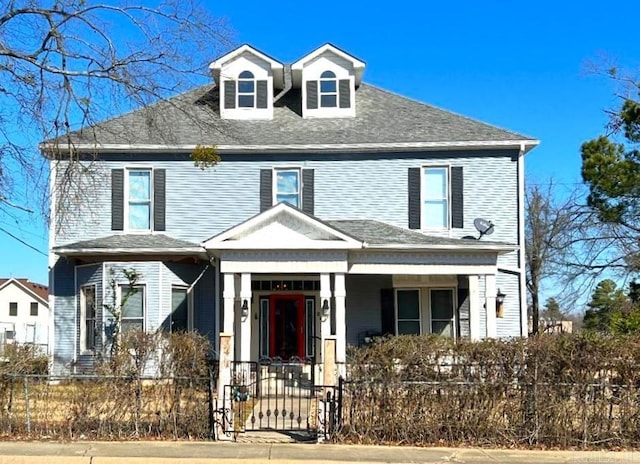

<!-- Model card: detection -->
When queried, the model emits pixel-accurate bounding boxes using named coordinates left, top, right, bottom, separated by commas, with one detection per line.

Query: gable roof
left=291, top=43, right=366, bottom=87
left=0, top=278, right=49, bottom=306
left=42, top=82, right=538, bottom=154
left=209, top=44, right=285, bottom=89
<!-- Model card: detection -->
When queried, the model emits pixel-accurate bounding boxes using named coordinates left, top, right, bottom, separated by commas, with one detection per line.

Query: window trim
left=124, top=167, right=154, bottom=232
left=80, top=284, right=97, bottom=354
left=272, top=167, right=302, bottom=209
left=170, top=285, right=193, bottom=333
left=420, top=165, right=451, bottom=230
left=237, top=70, right=256, bottom=109
left=119, top=283, right=146, bottom=333
left=395, top=288, right=422, bottom=335
left=429, top=287, right=457, bottom=338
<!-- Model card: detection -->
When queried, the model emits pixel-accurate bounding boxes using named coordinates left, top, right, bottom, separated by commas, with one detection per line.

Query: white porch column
left=239, top=272, right=252, bottom=363
left=485, top=273, right=497, bottom=338
left=319, top=273, right=332, bottom=362
left=468, top=275, right=481, bottom=341
left=334, top=273, right=346, bottom=364
left=222, top=273, right=235, bottom=334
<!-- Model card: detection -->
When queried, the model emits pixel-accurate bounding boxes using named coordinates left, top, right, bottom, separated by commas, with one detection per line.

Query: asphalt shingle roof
left=62, top=83, right=533, bottom=148
left=53, top=234, right=202, bottom=251
left=326, top=219, right=510, bottom=247
left=0, top=278, right=48, bottom=302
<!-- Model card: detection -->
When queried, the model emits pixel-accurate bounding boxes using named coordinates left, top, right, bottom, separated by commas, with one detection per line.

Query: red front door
left=269, top=294, right=305, bottom=359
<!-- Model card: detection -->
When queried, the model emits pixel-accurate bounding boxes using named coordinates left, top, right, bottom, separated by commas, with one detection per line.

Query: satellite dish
left=473, top=218, right=494, bottom=239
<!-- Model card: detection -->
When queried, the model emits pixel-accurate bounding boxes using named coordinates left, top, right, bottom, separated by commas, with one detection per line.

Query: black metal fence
left=0, top=372, right=217, bottom=439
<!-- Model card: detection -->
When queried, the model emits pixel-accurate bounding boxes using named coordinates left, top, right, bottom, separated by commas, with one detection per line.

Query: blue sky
left=1, top=0, right=638, bottom=292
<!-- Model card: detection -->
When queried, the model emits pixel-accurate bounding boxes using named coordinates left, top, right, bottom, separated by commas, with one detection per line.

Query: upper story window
left=319, top=71, right=337, bottom=108
left=237, top=70, right=256, bottom=108
left=422, top=167, right=449, bottom=229
left=408, top=166, right=462, bottom=230
left=9, top=302, right=17, bottom=317
left=30, top=302, right=38, bottom=316
left=112, top=168, right=165, bottom=232
left=274, top=168, right=301, bottom=208
left=127, top=169, right=152, bottom=231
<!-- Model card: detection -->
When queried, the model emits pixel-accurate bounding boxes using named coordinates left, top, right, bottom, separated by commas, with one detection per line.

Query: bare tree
left=525, top=181, right=619, bottom=335
left=0, top=0, right=232, bottom=222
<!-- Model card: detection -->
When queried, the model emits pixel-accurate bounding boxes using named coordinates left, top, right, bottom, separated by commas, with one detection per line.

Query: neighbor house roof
left=0, top=278, right=49, bottom=305
left=43, top=82, right=538, bottom=153
left=52, top=234, right=206, bottom=257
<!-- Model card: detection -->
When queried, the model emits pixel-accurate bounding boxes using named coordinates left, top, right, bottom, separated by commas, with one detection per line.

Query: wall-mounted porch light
left=241, top=299, right=249, bottom=319
left=496, top=289, right=506, bottom=318
left=321, top=298, right=330, bottom=320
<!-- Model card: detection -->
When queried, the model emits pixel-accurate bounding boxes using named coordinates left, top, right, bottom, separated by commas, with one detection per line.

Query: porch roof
left=52, top=233, right=207, bottom=258
left=327, top=219, right=514, bottom=251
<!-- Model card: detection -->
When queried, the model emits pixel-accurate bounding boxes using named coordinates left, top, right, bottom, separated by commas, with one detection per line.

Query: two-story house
left=0, top=278, right=50, bottom=353
left=46, top=43, right=538, bottom=375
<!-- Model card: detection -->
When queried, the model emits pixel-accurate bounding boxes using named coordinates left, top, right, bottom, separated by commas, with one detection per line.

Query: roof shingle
left=60, top=83, right=534, bottom=149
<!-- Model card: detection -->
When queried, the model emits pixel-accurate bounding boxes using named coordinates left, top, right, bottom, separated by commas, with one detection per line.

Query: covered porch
left=204, top=203, right=516, bottom=369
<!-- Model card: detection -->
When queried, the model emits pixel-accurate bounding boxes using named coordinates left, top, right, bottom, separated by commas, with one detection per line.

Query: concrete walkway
left=0, top=441, right=638, bottom=464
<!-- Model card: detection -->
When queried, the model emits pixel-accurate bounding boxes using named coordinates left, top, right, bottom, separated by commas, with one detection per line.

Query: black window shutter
left=224, top=80, right=236, bottom=109
left=380, top=288, right=395, bottom=336
left=260, top=169, right=273, bottom=212
left=338, top=79, right=350, bottom=108
left=408, top=167, right=421, bottom=229
left=302, top=169, right=314, bottom=216
left=111, top=169, right=124, bottom=231
left=457, top=287, right=470, bottom=339
left=256, top=80, right=268, bottom=109
left=451, top=166, right=464, bottom=228
left=154, top=169, right=166, bottom=231
left=306, top=81, right=318, bottom=110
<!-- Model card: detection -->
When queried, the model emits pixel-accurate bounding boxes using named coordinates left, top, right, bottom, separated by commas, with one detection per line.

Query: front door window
left=269, top=294, right=305, bottom=359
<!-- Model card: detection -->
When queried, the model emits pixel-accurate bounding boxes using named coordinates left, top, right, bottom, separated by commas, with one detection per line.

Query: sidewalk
left=0, top=441, right=638, bottom=464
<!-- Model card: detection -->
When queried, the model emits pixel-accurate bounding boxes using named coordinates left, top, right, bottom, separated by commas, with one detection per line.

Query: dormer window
left=319, top=71, right=337, bottom=108
left=238, top=71, right=256, bottom=108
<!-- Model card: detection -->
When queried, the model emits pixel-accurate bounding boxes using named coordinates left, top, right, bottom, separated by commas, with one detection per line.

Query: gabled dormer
left=209, top=45, right=284, bottom=120
left=291, top=43, right=365, bottom=119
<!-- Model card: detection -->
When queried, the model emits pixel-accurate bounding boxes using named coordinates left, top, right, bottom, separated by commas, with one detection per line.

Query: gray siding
left=54, top=150, right=519, bottom=258
left=345, top=274, right=392, bottom=346
left=496, top=271, right=522, bottom=338
left=52, top=257, right=76, bottom=375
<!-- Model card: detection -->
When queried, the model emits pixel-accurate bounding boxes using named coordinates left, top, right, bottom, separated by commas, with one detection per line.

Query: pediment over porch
left=202, top=203, right=363, bottom=251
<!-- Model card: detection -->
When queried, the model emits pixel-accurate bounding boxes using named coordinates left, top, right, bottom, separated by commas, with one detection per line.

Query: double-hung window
left=274, top=168, right=301, bottom=208
left=430, top=289, right=455, bottom=337
left=120, top=285, right=145, bottom=333
left=396, top=289, right=421, bottom=335
left=80, top=286, right=96, bottom=352
left=237, top=70, right=255, bottom=108
left=170, top=287, right=189, bottom=332
left=30, top=302, right=38, bottom=316
left=9, top=302, right=17, bottom=317
left=319, top=70, right=337, bottom=108
left=422, top=167, right=449, bottom=229
left=127, top=170, right=152, bottom=231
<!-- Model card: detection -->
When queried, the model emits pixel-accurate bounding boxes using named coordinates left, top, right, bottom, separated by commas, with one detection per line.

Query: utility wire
left=0, top=226, right=47, bottom=257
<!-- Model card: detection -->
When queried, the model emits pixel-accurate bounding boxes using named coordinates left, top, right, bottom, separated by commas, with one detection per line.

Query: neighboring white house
left=0, top=278, right=50, bottom=353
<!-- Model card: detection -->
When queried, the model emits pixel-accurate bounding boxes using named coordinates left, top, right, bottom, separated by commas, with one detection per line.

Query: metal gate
left=221, top=356, right=341, bottom=440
